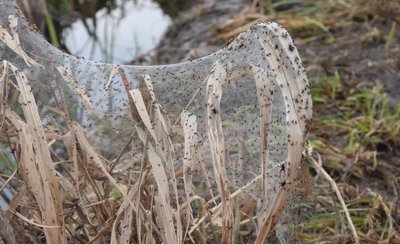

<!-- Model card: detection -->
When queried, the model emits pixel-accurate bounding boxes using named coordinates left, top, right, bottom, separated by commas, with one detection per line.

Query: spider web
left=0, top=0, right=312, bottom=242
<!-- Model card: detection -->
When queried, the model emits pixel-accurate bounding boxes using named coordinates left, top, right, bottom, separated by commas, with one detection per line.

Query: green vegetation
left=305, top=71, right=399, bottom=242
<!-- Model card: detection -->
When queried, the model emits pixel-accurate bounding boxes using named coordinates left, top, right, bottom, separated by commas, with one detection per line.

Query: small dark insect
left=280, top=163, right=285, bottom=172
left=280, top=181, right=286, bottom=187
left=288, top=44, right=294, bottom=52
left=211, top=108, right=218, bottom=114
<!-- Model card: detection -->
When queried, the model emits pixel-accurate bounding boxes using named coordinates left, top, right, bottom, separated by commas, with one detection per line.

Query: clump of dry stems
left=0, top=3, right=312, bottom=243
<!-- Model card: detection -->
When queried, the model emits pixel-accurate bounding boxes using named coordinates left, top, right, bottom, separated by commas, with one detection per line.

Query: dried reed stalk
left=0, top=15, right=40, bottom=67
left=307, top=146, right=360, bottom=244
left=205, top=62, right=234, bottom=244
left=3, top=61, right=66, bottom=243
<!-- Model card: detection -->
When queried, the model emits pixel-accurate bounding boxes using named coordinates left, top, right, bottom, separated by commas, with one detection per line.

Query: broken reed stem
left=108, top=131, right=136, bottom=173
left=307, top=146, right=360, bottom=244
left=172, top=80, right=206, bottom=127
left=0, top=166, right=18, bottom=193
left=8, top=207, right=61, bottom=229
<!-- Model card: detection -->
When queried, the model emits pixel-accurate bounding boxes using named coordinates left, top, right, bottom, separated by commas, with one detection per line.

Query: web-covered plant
left=0, top=0, right=312, bottom=243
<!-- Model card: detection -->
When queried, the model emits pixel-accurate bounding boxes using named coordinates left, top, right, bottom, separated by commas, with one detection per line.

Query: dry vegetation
left=0, top=1, right=313, bottom=243
left=0, top=58, right=308, bottom=243
left=0, top=0, right=399, bottom=243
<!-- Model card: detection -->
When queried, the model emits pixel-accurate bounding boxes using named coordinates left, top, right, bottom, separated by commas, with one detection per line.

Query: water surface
left=63, top=0, right=171, bottom=63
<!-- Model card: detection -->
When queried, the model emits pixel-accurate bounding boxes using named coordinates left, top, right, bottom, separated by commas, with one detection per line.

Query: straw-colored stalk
left=3, top=61, right=66, bottom=243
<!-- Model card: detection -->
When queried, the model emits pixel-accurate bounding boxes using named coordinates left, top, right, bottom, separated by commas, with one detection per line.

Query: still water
left=62, top=0, right=171, bottom=63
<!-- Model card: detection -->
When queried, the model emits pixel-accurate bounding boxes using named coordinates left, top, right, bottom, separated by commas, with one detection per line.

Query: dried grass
left=306, top=145, right=360, bottom=244
left=3, top=60, right=65, bottom=243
